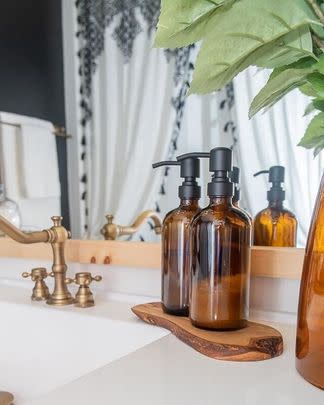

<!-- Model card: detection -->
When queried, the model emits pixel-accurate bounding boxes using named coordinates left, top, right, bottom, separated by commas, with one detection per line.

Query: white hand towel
left=0, top=112, right=61, bottom=199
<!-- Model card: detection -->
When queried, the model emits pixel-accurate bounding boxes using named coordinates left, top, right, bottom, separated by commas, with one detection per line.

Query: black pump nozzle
left=208, top=147, right=233, bottom=197
left=152, top=156, right=201, bottom=199
left=254, top=166, right=285, bottom=203
left=178, top=148, right=234, bottom=197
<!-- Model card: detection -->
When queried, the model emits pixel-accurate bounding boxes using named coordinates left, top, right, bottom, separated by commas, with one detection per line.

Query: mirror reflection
left=0, top=1, right=322, bottom=248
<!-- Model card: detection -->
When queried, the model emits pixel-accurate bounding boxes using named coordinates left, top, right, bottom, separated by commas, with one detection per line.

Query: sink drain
left=0, top=392, right=14, bottom=405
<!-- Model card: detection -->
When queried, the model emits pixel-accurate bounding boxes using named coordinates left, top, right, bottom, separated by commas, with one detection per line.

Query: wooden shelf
left=0, top=238, right=304, bottom=279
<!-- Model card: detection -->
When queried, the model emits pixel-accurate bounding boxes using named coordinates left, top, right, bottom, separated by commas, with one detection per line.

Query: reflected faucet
left=101, top=210, right=162, bottom=240
left=0, top=215, right=74, bottom=306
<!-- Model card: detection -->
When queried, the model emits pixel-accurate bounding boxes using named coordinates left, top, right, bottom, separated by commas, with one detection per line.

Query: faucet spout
left=101, top=210, right=162, bottom=240
left=0, top=215, right=49, bottom=244
left=121, top=210, right=162, bottom=237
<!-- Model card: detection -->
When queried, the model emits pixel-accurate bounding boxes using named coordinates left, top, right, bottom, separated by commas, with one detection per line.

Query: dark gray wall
left=0, top=0, right=70, bottom=228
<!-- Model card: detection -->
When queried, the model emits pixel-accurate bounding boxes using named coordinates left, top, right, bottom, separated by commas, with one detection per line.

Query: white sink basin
left=0, top=299, right=167, bottom=404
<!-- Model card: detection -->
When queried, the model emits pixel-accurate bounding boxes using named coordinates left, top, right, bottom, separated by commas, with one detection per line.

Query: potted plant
left=155, top=0, right=324, bottom=390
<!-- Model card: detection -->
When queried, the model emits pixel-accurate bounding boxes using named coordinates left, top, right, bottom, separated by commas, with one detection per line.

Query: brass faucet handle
left=73, top=272, right=102, bottom=308
left=22, top=267, right=50, bottom=301
left=74, top=272, right=102, bottom=286
left=22, top=267, right=49, bottom=281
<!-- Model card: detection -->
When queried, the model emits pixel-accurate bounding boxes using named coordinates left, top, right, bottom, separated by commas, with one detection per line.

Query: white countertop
left=28, top=315, right=323, bottom=405
left=0, top=257, right=321, bottom=404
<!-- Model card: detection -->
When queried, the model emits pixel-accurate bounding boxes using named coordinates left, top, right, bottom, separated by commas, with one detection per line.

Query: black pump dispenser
left=254, top=166, right=285, bottom=203
left=177, top=147, right=234, bottom=197
left=152, top=156, right=201, bottom=199
left=208, top=147, right=233, bottom=197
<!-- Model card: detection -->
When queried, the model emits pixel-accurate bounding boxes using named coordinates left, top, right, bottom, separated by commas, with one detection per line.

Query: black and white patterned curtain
left=75, top=0, right=238, bottom=238
left=75, top=0, right=197, bottom=234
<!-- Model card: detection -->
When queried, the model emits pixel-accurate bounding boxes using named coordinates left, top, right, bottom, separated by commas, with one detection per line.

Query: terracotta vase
left=296, top=174, right=324, bottom=389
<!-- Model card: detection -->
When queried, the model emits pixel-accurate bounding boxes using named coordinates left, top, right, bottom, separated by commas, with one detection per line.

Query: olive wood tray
left=132, top=302, right=283, bottom=362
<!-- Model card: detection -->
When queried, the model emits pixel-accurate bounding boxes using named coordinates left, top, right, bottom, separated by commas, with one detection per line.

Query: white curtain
left=86, top=18, right=176, bottom=238
left=234, top=67, right=324, bottom=246
left=158, top=87, right=238, bottom=217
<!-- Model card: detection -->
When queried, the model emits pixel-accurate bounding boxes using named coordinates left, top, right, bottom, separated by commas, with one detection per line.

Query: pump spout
left=254, top=170, right=269, bottom=177
left=152, top=161, right=180, bottom=168
left=177, top=152, right=210, bottom=161
left=153, top=155, right=202, bottom=200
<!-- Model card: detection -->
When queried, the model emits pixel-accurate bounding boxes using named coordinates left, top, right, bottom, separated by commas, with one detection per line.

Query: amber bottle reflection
left=190, top=197, right=251, bottom=330
left=296, top=174, right=324, bottom=390
left=254, top=165, right=297, bottom=247
left=231, top=166, right=253, bottom=222
left=162, top=199, right=200, bottom=316
left=254, top=201, right=297, bottom=247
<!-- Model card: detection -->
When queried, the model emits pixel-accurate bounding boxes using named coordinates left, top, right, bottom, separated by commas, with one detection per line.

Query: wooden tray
left=132, top=302, right=283, bottom=362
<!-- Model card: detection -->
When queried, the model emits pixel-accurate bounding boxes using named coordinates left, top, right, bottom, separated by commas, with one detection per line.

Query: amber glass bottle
left=254, top=166, right=297, bottom=247
left=190, top=148, right=251, bottom=330
left=153, top=156, right=201, bottom=316
left=296, top=174, right=324, bottom=390
left=162, top=198, right=200, bottom=315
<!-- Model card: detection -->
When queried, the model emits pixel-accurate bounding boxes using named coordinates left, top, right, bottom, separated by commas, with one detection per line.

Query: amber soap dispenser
left=189, top=148, right=251, bottom=330
left=152, top=155, right=201, bottom=316
left=253, top=166, right=297, bottom=247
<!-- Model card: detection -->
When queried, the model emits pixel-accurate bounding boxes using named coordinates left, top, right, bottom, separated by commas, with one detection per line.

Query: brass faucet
left=0, top=215, right=74, bottom=306
left=101, top=210, right=162, bottom=240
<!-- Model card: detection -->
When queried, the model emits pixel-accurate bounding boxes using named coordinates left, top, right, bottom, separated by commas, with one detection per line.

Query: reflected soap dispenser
left=230, top=166, right=252, bottom=221
left=152, top=155, right=202, bottom=316
left=188, top=147, right=251, bottom=330
left=253, top=166, right=297, bottom=247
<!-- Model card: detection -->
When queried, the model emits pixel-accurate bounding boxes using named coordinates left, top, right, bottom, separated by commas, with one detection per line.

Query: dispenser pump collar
left=152, top=156, right=201, bottom=200
left=254, top=165, right=285, bottom=203
left=178, top=148, right=234, bottom=197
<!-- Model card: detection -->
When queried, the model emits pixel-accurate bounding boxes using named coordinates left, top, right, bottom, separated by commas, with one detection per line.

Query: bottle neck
left=180, top=198, right=199, bottom=208
left=209, top=196, right=233, bottom=208
left=268, top=200, right=284, bottom=209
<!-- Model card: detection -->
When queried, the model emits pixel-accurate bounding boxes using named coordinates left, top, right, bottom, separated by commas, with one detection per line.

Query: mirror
left=0, top=1, right=322, bottom=247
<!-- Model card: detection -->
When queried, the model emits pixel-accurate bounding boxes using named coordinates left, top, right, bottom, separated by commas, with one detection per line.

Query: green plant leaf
left=298, top=112, right=324, bottom=155
left=314, top=138, right=324, bottom=156
left=249, top=64, right=314, bottom=117
left=302, top=98, right=324, bottom=117
left=299, top=82, right=319, bottom=96
left=306, top=72, right=324, bottom=97
left=315, top=53, right=324, bottom=74
left=311, top=23, right=324, bottom=41
left=313, top=98, right=324, bottom=111
left=154, top=0, right=233, bottom=48
left=255, top=27, right=314, bottom=69
left=189, top=0, right=318, bottom=94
